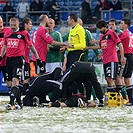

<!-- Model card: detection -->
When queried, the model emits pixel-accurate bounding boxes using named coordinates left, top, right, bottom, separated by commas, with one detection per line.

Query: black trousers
left=29, top=80, right=62, bottom=102
left=66, top=50, right=84, bottom=69
left=61, top=62, right=103, bottom=100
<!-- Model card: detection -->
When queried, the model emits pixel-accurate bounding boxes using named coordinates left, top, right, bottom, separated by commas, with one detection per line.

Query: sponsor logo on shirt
left=7, top=39, right=19, bottom=48
left=101, top=40, right=107, bottom=49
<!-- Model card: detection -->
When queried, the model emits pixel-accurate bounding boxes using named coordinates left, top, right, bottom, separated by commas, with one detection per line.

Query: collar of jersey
left=12, top=28, right=19, bottom=32
left=72, top=23, right=79, bottom=29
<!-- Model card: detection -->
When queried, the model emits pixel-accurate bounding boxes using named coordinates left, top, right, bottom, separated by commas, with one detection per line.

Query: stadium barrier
left=101, top=10, right=133, bottom=23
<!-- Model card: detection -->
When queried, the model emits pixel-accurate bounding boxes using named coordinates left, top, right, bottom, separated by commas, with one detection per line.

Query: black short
left=123, top=54, right=133, bottom=78
left=23, top=62, right=30, bottom=80
left=6, top=56, right=24, bottom=81
left=0, top=66, right=7, bottom=81
left=103, top=62, right=118, bottom=79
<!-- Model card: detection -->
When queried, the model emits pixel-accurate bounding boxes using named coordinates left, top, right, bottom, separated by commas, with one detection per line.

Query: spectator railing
left=101, top=10, right=133, bottom=23
left=1, top=10, right=81, bottom=26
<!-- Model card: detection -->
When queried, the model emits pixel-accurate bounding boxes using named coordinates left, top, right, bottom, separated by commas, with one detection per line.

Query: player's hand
left=89, top=39, right=99, bottom=45
left=84, top=46, right=89, bottom=51
left=121, top=57, right=126, bottom=66
left=60, top=47, right=66, bottom=52
left=0, top=56, right=2, bottom=62
left=97, top=54, right=102, bottom=59
left=62, top=43, right=74, bottom=48
left=62, top=65, right=66, bottom=72
left=36, top=59, right=43, bottom=67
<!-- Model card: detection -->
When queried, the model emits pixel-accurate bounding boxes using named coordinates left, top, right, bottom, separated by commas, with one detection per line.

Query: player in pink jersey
left=119, top=19, right=133, bottom=105
left=32, top=14, right=72, bottom=75
left=88, top=20, right=126, bottom=93
left=0, top=16, right=10, bottom=85
left=0, top=17, right=39, bottom=110
left=22, top=17, right=41, bottom=95
left=108, top=19, right=127, bottom=101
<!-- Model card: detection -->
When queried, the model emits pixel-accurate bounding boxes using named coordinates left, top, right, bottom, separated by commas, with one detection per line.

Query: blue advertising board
left=0, top=72, right=8, bottom=93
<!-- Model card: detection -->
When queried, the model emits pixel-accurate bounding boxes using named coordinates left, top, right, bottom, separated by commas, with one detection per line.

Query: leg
left=104, top=62, right=118, bottom=92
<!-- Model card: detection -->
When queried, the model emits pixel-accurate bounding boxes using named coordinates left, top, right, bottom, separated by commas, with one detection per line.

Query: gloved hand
left=0, top=56, right=2, bottom=62
left=36, top=59, right=43, bottom=67
left=36, top=59, right=45, bottom=74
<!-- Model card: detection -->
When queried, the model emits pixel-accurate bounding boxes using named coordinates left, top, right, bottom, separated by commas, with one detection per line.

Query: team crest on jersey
left=105, top=35, right=108, bottom=39
left=17, top=34, right=21, bottom=38
left=102, top=34, right=111, bottom=40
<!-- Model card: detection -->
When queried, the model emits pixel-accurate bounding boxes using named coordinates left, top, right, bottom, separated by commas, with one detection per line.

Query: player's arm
left=85, top=45, right=101, bottom=51
left=25, top=32, right=40, bottom=60
left=30, top=45, right=39, bottom=59
left=86, top=30, right=100, bottom=56
left=62, top=52, right=68, bottom=72
left=51, top=41, right=73, bottom=48
left=89, top=39, right=100, bottom=45
left=1, top=45, right=6, bottom=58
left=117, top=42, right=126, bottom=65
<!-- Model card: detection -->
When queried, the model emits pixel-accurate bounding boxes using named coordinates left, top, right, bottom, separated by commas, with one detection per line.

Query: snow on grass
left=0, top=96, right=132, bottom=133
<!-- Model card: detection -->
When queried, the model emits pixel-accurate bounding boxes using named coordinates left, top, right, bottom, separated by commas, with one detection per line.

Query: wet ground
left=0, top=96, right=132, bottom=133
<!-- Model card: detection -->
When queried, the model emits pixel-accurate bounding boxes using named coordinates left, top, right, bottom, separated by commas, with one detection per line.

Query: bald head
left=78, top=18, right=83, bottom=26
left=39, top=14, right=49, bottom=27
left=48, top=18, right=55, bottom=31
left=0, top=16, right=4, bottom=31
left=39, top=14, right=48, bottom=23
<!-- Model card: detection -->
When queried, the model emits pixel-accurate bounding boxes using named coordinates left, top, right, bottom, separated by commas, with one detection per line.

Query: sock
left=91, top=87, right=97, bottom=101
left=18, top=84, right=23, bottom=95
left=107, top=86, right=116, bottom=92
left=8, top=87, right=11, bottom=95
left=115, top=85, right=123, bottom=93
left=126, top=85, right=133, bottom=103
left=23, top=83, right=29, bottom=95
left=10, top=93, right=15, bottom=105
left=121, top=86, right=127, bottom=99
left=9, top=86, right=18, bottom=105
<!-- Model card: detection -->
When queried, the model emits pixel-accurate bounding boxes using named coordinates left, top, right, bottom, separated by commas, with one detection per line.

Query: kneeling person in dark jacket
left=60, top=61, right=104, bottom=107
left=23, top=67, right=62, bottom=106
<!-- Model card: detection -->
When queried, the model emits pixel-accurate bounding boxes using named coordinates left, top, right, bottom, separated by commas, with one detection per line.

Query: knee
left=124, top=78, right=131, bottom=86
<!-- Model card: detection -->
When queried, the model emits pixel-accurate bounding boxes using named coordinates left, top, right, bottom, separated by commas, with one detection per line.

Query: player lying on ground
left=49, top=94, right=96, bottom=108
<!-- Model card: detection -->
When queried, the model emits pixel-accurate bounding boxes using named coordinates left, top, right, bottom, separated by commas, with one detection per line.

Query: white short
left=46, top=62, right=62, bottom=72
left=131, top=72, right=133, bottom=84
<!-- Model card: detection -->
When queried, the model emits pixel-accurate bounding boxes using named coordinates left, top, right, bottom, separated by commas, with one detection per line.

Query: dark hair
left=69, top=14, right=78, bottom=22
left=121, top=19, right=130, bottom=27
left=96, top=19, right=108, bottom=29
left=108, top=18, right=117, bottom=25
left=22, top=17, right=32, bottom=27
left=6, top=1, right=11, bottom=5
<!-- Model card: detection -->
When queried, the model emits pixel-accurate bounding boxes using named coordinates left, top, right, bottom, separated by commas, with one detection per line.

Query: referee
left=66, top=14, right=86, bottom=69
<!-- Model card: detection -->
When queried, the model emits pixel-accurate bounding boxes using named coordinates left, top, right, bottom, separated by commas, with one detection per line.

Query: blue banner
left=0, top=72, right=8, bottom=93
